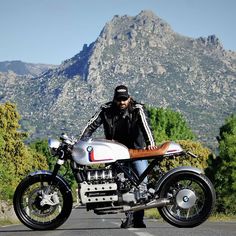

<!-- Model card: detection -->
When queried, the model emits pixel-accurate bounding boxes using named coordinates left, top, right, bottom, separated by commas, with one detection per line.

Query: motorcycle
left=13, top=134, right=216, bottom=230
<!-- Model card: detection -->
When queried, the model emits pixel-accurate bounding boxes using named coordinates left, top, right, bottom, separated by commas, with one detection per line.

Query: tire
left=158, top=172, right=215, bottom=228
left=13, top=173, right=73, bottom=230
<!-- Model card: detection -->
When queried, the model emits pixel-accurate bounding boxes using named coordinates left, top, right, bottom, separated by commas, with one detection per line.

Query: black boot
left=120, top=212, right=134, bottom=228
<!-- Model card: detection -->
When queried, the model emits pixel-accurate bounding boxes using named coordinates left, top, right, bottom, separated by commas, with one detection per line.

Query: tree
left=148, top=107, right=195, bottom=144
left=0, top=102, right=48, bottom=200
left=206, top=114, right=236, bottom=214
left=147, top=106, right=211, bottom=174
left=29, top=139, right=54, bottom=170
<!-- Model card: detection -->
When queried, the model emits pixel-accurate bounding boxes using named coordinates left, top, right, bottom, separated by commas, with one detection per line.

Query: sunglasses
left=116, top=97, right=129, bottom=102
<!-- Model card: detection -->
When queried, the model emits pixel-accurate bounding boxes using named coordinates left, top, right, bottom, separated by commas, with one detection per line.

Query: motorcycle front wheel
left=13, top=173, right=73, bottom=230
left=158, top=172, right=215, bottom=228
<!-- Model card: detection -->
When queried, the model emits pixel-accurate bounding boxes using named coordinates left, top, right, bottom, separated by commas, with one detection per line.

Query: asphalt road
left=1, top=207, right=236, bottom=236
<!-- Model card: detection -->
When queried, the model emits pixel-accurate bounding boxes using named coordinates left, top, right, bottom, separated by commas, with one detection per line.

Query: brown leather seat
left=129, top=142, right=170, bottom=159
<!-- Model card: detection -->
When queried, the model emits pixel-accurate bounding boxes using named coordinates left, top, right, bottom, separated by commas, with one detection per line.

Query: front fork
left=41, top=156, right=65, bottom=207
left=50, top=150, right=65, bottom=184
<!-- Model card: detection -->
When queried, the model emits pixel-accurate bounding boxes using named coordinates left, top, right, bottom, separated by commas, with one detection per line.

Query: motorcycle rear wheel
left=158, top=172, right=215, bottom=228
left=13, top=173, right=73, bottom=230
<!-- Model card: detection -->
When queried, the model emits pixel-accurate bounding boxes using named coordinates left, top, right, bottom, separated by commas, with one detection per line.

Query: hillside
left=0, top=10, right=235, bottom=149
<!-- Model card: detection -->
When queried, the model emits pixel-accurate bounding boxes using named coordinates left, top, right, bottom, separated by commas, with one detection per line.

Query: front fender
left=28, top=170, right=72, bottom=193
left=155, top=166, right=203, bottom=193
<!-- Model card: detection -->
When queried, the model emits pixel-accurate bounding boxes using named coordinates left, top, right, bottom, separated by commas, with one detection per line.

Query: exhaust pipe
left=123, top=198, right=170, bottom=212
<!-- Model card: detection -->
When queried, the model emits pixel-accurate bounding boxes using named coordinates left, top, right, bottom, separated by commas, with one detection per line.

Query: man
left=80, top=85, right=155, bottom=228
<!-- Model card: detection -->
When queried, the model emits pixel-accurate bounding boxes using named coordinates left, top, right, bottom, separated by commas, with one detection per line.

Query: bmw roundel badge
left=87, top=146, right=93, bottom=152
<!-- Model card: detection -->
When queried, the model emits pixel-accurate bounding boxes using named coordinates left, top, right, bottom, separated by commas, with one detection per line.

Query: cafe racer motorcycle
left=13, top=134, right=215, bottom=230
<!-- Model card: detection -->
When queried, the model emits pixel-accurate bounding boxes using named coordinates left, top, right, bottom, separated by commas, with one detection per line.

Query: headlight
left=48, top=138, right=61, bottom=155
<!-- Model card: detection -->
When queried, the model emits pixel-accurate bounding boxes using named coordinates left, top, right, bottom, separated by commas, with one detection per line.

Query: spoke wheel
left=158, top=172, right=215, bottom=228
left=13, top=174, right=73, bottom=230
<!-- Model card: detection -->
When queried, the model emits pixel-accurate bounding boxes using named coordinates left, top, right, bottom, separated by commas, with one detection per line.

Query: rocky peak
left=134, top=10, right=172, bottom=32
left=99, top=10, right=173, bottom=41
left=40, top=10, right=175, bottom=82
left=197, top=34, right=223, bottom=50
left=84, top=11, right=175, bottom=85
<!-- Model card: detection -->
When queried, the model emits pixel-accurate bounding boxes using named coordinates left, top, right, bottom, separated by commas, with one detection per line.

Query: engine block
left=79, top=168, right=137, bottom=206
left=80, top=182, right=118, bottom=204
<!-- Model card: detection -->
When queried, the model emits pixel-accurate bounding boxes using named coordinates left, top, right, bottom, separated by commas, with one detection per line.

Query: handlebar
left=60, top=133, right=77, bottom=145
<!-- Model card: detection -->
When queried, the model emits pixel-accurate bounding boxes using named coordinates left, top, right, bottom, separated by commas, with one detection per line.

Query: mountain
left=0, top=60, right=57, bottom=77
left=0, top=10, right=236, bottom=150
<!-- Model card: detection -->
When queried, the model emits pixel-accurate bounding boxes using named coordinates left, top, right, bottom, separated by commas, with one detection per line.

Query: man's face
left=115, top=97, right=130, bottom=110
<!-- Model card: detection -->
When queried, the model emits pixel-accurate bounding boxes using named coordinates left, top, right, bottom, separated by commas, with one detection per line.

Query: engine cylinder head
left=87, top=169, right=113, bottom=182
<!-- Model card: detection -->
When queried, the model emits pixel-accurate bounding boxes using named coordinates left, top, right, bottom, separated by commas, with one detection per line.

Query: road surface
left=1, top=207, right=236, bottom=236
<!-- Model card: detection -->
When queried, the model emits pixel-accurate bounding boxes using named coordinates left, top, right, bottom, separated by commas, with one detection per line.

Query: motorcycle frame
left=114, top=158, right=162, bottom=188
left=112, top=152, right=202, bottom=192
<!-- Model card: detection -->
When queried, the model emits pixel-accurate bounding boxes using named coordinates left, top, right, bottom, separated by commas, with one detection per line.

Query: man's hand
left=147, top=145, right=158, bottom=150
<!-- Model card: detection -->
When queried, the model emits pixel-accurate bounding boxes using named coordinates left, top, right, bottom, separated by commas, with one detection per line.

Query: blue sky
left=0, top=0, right=235, bottom=65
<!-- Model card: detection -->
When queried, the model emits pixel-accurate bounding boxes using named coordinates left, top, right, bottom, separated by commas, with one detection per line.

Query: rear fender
left=155, top=166, right=203, bottom=193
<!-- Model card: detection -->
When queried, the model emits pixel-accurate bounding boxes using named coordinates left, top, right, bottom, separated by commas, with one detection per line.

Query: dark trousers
left=133, top=210, right=144, bottom=223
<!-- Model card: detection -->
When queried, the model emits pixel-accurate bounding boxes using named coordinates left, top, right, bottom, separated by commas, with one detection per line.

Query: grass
left=209, top=213, right=236, bottom=222
left=0, top=219, right=19, bottom=227
left=145, top=208, right=161, bottom=219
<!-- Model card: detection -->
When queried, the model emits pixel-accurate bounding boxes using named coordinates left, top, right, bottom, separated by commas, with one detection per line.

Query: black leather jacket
left=80, top=100, right=155, bottom=149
